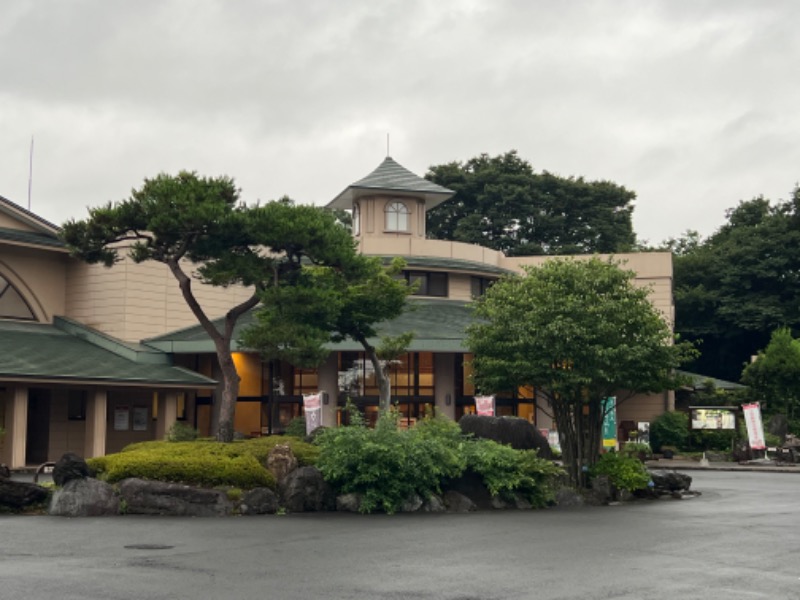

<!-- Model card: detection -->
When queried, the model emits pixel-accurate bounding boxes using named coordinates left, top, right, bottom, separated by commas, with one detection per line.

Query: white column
left=434, top=354, right=456, bottom=420
left=156, top=392, right=178, bottom=440
left=6, top=386, right=29, bottom=469
left=317, top=353, right=339, bottom=428
left=84, top=390, right=107, bottom=459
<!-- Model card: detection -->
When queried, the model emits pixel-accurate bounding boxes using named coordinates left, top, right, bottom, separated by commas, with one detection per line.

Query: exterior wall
left=0, top=244, right=68, bottom=322
left=46, top=388, right=87, bottom=460
left=0, top=212, right=38, bottom=231
left=105, top=390, right=157, bottom=455
left=65, top=255, right=255, bottom=343
left=358, top=195, right=426, bottom=240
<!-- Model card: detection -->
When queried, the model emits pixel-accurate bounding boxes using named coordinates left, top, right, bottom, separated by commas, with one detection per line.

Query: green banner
left=602, top=396, right=617, bottom=449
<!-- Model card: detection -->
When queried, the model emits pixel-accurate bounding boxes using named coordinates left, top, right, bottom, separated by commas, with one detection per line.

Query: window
left=385, top=201, right=410, bottom=232
left=67, top=390, right=87, bottom=421
left=0, top=274, right=35, bottom=320
left=470, top=276, right=495, bottom=298
left=352, top=203, right=361, bottom=236
left=403, top=270, right=448, bottom=297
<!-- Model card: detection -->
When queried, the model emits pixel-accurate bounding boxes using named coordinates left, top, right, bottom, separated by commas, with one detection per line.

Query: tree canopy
left=667, top=187, right=800, bottom=381
left=466, top=257, right=694, bottom=487
left=425, top=150, right=637, bottom=256
left=61, top=171, right=359, bottom=442
left=741, top=328, right=800, bottom=421
left=240, top=256, right=414, bottom=413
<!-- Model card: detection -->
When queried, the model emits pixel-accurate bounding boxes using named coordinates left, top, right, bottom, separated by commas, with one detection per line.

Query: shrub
left=462, top=438, right=562, bottom=507
left=650, top=411, right=689, bottom=452
left=688, top=429, right=737, bottom=452
left=620, top=441, right=653, bottom=461
left=166, top=421, right=199, bottom=442
left=284, top=417, right=307, bottom=439
left=590, top=452, right=651, bottom=492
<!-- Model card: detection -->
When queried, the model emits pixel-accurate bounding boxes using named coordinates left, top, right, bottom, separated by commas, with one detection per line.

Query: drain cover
left=124, top=544, right=174, bottom=550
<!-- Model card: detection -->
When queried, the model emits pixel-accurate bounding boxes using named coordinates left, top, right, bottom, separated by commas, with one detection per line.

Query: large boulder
left=443, top=470, right=493, bottom=510
left=458, top=415, right=552, bottom=458
left=443, top=490, right=477, bottom=513
left=52, top=452, right=92, bottom=486
left=240, top=487, right=280, bottom=515
left=118, top=478, right=233, bottom=516
left=649, top=469, right=692, bottom=492
left=266, top=444, right=298, bottom=483
left=0, top=480, right=50, bottom=511
left=336, top=493, right=363, bottom=513
left=50, top=477, right=119, bottom=517
left=278, top=466, right=335, bottom=512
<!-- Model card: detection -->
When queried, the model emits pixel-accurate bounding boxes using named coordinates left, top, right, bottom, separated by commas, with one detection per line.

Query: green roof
left=0, top=319, right=216, bottom=388
left=0, top=227, right=66, bottom=250
left=676, top=370, right=746, bottom=391
left=145, top=299, right=475, bottom=354
left=380, top=255, right=513, bottom=276
left=327, top=157, right=454, bottom=210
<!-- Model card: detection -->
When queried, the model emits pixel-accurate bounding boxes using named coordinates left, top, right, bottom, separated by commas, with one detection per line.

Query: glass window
left=353, top=203, right=361, bottom=236
left=470, top=276, right=495, bottom=298
left=67, top=390, right=87, bottom=421
left=404, top=271, right=448, bottom=297
left=0, top=274, right=35, bottom=320
left=385, top=201, right=409, bottom=231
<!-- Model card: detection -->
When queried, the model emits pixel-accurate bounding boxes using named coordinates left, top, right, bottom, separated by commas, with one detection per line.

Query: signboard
left=132, top=406, right=149, bottom=431
left=114, top=405, right=129, bottom=431
left=742, top=402, right=766, bottom=450
left=602, top=397, right=617, bottom=449
left=303, top=393, right=322, bottom=435
left=474, top=395, right=495, bottom=416
left=690, top=407, right=736, bottom=430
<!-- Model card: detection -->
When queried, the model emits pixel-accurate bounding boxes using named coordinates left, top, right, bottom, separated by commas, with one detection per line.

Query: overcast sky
left=1, top=0, right=798, bottom=245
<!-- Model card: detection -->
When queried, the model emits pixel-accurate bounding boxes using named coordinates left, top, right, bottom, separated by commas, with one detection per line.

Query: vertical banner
left=602, top=396, right=617, bottom=449
left=303, top=393, right=322, bottom=435
left=474, top=395, right=495, bottom=416
left=742, top=402, right=766, bottom=450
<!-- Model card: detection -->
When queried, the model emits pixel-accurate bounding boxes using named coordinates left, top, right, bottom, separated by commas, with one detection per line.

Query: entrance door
left=26, top=388, right=51, bottom=465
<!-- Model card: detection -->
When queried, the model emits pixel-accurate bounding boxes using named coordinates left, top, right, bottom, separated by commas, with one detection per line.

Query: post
left=7, top=386, right=29, bottom=469
left=84, top=390, right=107, bottom=458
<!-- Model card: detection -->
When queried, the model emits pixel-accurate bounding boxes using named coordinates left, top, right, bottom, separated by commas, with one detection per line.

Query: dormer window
left=385, top=201, right=410, bottom=232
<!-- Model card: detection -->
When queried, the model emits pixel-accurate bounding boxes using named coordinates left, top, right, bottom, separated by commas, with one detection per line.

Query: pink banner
left=742, top=402, right=765, bottom=450
left=303, top=393, right=322, bottom=435
left=475, top=395, right=495, bottom=416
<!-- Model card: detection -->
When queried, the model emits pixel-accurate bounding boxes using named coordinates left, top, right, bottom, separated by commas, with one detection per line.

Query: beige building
left=1, top=157, right=674, bottom=468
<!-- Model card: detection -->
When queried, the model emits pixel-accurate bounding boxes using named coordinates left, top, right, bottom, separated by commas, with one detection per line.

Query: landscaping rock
left=52, top=452, right=92, bottom=486
left=513, top=494, right=532, bottom=510
left=458, top=415, right=552, bottom=458
left=279, top=466, right=335, bottom=512
left=240, top=487, right=280, bottom=515
left=336, top=493, right=363, bottom=513
left=0, top=480, right=49, bottom=511
left=444, top=471, right=493, bottom=510
left=50, top=477, right=118, bottom=517
left=0, top=464, right=10, bottom=480
left=554, top=487, right=585, bottom=507
left=266, top=444, right=298, bottom=483
left=118, top=478, right=233, bottom=516
left=443, top=490, right=476, bottom=512
left=490, top=496, right=509, bottom=509
left=401, top=493, right=424, bottom=513
left=422, top=495, right=446, bottom=513
left=649, top=469, right=692, bottom=492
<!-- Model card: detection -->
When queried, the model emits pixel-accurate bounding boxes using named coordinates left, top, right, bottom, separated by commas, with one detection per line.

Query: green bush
left=284, top=416, right=307, bottom=439
left=620, top=441, right=653, bottom=461
left=462, top=439, right=562, bottom=507
left=650, top=411, right=689, bottom=452
left=590, top=452, right=651, bottom=492
left=688, top=429, right=737, bottom=452
left=166, top=421, right=199, bottom=442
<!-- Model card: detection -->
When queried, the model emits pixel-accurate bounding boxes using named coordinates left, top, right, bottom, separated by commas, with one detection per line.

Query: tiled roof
left=0, top=320, right=216, bottom=387
left=0, top=227, right=66, bottom=250
left=327, top=157, right=454, bottom=210
left=0, top=194, right=61, bottom=233
left=145, top=299, right=475, bottom=354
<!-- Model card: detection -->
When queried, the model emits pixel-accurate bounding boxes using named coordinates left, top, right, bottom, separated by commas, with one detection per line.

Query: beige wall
left=47, top=388, right=87, bottom=460
left=357, top=195, right=426, bottom=240
left=0, top=212, right=38, bottom=231
left=0, top=245, right=68, bottom=322
left=65, top=255, right=255, bottom=342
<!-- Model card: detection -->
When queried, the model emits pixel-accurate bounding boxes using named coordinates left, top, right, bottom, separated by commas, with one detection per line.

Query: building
left=0, top=157, right=675, bottom=468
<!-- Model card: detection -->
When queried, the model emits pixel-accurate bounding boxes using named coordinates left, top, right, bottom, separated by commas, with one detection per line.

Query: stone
left=0, top=480, right=50, bottom=511
left=443, top=490, right=476, bottom=512
left=401, top=493, right=424, bottom=513
left=52, top=452, right=92, bottom=486
left=444, top=471, right=493, bottom=510
left=422, top=495, right=446, bottom=513
left=0, top=464, right=10, bottom=480
left=513, top=494, right=532, bottom=510
left=649, top=469, right=692, bottom=492
left=266, top=444, right=298, bottom=483
left=118, top=478, right=233, bottom=516
left=490, top=496, right=509, bottom=509
left=458, top=415, right=552, bottom=458
left=49, top=477, right=119, bottom=517
left=591, top=474, right=614, bottom=503
left=336, top=493, right=363, bottom=513
left=240, top=487, right=280, bottom=515
left=554, top=487, right=585, bottom=507
left=278, top=467, right=335, bottom=513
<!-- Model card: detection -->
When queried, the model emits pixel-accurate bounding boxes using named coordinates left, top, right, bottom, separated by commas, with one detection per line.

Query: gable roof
left=0, top=194, right=65, bottom=251
left=327, top=157, right=454, bottom=210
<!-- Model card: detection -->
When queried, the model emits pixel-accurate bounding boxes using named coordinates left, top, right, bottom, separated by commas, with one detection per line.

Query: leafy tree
left=61, top=171, right=358, bottom=442
left=741, top=327, right=800, bottom=420
left=425, top=150, right=636, bottom=256
left=669, top=188, right=800, bottom=381
left=240, top=256, right=414, bottom=413
left=466, top=257, right=694, bottom=488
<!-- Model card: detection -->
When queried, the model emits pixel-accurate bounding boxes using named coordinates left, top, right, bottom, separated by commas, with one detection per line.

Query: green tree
left=741, top=328, right=800, bottom=420
left=240, top=257, right=414, bottom=413
left=466, top=257, right=694, bottom=488
left=61, top=172, right=358, bottom=442
left=425, top=151, right=636, bottom=256
left=670, top=188, right=800, bottom=381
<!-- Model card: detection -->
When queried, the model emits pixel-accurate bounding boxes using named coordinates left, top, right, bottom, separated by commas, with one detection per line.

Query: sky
left=1, top=0, right=798, bottom=245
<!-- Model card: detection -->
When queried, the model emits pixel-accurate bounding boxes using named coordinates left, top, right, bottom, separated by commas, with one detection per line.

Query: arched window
left=352, top=203, right=361, bottom=236
left=385, top=201, right=410, bottom=232
left=0, top=274, right=36, bottom=320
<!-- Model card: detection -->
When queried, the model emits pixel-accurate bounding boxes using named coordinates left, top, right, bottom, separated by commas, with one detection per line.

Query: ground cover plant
left=589, top=451, right=651, bottom=493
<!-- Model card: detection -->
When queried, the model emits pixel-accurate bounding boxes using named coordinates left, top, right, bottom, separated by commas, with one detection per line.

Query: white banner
left=742, top=402, right=766, bottom=450
left=475, top=395, right=495, bottom=417
left=303, top=393, right=322, bottom=435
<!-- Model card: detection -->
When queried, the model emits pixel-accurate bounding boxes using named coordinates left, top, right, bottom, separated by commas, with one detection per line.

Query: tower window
left=385, top=201, right=410, bottom=232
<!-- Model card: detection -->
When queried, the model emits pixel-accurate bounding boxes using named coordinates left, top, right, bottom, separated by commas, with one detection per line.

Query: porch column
left=317, top=353, right=339, bottom=428
left=84, top=390, right=107, bottom=459
left=155, top=392, right=178, bottom=440
left=434, top=354, right=456, bottom=420
left=6, top=386, right=28, bottom=469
